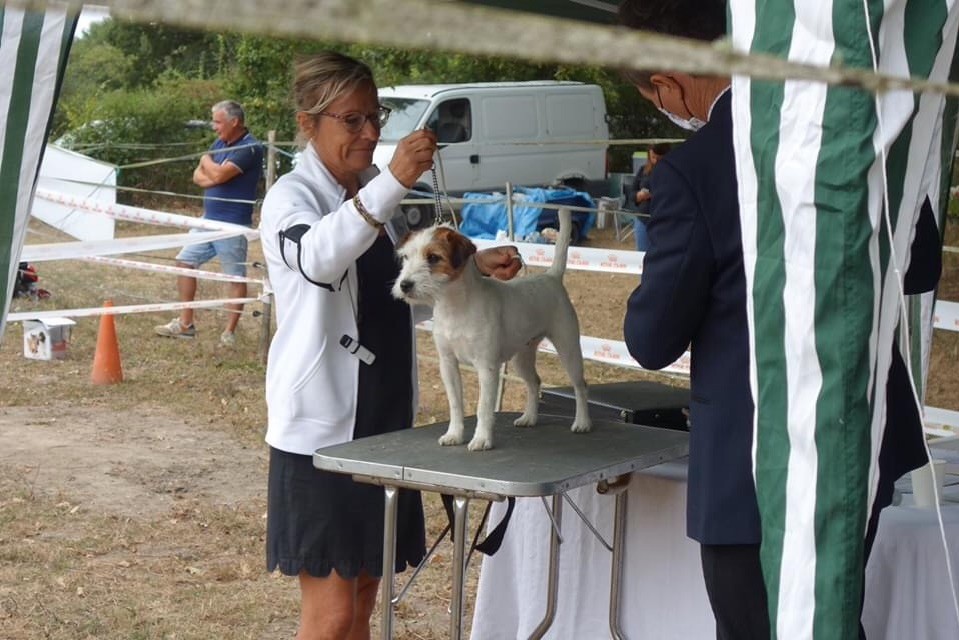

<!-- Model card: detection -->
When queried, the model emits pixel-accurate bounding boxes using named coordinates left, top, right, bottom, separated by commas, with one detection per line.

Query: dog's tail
left=547, top=207, right=573, bottom=279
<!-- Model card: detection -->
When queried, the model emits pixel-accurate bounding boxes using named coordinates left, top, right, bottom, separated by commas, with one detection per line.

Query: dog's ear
left=446, top=229, right=477, bottom=270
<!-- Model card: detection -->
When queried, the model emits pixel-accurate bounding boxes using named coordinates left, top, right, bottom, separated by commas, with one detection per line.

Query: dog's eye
left=427, top=253, right=442, bottom=265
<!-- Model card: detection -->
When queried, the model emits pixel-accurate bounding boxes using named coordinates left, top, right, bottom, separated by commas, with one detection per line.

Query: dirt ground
left=0, top=217, right=957, bottom=639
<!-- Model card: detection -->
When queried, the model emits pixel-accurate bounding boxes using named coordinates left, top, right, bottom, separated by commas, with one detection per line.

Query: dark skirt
left=266, top=234, right=425, bottom=578
left=266, top=446, right=425, bottom=578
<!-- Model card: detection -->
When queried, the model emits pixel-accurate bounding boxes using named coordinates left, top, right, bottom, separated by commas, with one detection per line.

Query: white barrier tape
left=934, top=300, right=959, bottom=332
left=537, top=335, right=691, bottom=376
left=925, top=406, right=959, bottom=431
left=33, top=188, right=259, bottom=240
left=473, top=238, right=645, bottom=275
left=6, top=297, right=258, bottom=322
left=80, top=255, right=263, bottom=285
left=416, top=320, right=687, bottom=375
left=21, top=229, right=241, bottom=263
left=406, top=321, right=959, bottom=435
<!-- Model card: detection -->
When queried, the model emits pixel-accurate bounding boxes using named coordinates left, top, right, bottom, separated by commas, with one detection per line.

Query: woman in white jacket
left=260, top=51, right=519, bottom=640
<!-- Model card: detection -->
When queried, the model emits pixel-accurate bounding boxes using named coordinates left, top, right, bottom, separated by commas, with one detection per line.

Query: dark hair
left=617, top=0, right=728, bottom=88
left=650, top=142, right=672, bottom=156
left=617, top=0, right=727, bottom=41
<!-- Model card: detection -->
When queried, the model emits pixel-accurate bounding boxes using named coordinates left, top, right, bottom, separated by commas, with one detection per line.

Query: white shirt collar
left=707, top=86, right=732, bottom=121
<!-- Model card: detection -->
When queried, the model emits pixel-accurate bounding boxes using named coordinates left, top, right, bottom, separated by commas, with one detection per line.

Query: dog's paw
left=570, top=418, right=592, bottom=433
left=513, top=413, right=537, bottom=428
left=438, top=431, right=464, bottom=446
left=467, top=435, right=494, bottom=451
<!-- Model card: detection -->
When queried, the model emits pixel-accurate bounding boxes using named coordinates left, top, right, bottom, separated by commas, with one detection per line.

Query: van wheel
left=403, top=204, right=435, bottom=230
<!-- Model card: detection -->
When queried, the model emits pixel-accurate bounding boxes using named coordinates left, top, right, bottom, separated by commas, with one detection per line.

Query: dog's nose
left=400, top=280, right=414, bottom=294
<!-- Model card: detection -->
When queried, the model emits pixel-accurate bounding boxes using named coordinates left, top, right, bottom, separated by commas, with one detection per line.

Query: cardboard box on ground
left=22, top=318, right=75, bottom=360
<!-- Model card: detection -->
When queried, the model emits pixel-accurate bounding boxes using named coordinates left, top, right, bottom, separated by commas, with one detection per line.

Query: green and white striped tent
left=730, top=0, right=959, bottom=637
left=0, top=3, right=75, bottom=341
left=1, top=1, right=957, bottom=637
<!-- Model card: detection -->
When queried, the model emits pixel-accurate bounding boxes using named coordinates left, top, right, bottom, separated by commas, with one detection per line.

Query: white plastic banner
left=34, top=145, right=117, bottom=241
left=473, top=238, right=645, bottom=275
left=933, top=300, right=959, bottom=332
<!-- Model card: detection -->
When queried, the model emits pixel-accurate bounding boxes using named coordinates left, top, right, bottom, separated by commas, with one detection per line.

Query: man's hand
left=475, top=246, right=522, bottom=281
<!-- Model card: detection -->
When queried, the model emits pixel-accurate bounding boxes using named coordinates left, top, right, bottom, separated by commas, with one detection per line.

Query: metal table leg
left=380, top=486, right=398, bottom=640
left=450, top=495, right=470, bottom=640
left=529, top=494, right=564, bottom=639
left=608, top=490, right=628, bottom=640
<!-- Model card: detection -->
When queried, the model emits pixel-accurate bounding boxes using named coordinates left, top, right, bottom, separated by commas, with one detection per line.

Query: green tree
left=83, top=18, right=220, bottom=87
left=58, top=78, right=223, bottom=201
left=53, top=18, right=675, bottom=202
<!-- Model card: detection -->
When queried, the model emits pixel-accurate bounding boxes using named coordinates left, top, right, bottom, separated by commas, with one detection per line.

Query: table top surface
left=313, top=413, right=689, bottom=497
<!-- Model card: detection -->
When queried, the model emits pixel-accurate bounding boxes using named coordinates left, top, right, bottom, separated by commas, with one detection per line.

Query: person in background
left=258, top=51, right=521, bottom=640
left=624, top=142, right=671, bottom=251
left=154, top=100, right=263, bottom=347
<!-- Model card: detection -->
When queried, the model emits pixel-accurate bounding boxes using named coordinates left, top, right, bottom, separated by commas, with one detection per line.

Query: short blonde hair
left=292, top=51, right=376, bottom=147
left=293, top=51, right=375, bottom=116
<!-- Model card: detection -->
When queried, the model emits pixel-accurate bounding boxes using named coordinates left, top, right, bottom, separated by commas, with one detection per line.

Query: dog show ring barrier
left=313, top=413, right=689, bottom=640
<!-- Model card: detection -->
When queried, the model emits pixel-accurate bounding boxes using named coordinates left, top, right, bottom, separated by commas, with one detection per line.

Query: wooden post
left=265, top=130, right=277, bottom=188
left=258, top=131, right=277, bottom=366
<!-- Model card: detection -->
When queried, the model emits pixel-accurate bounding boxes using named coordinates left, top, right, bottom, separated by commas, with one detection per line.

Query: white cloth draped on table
left=470, top=468, right=715, bottom=639
left=862, top=505, right=959, bottom=639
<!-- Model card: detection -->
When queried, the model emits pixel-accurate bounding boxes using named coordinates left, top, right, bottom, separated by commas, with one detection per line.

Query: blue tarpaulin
left=459, top=187, right=596, bottom=243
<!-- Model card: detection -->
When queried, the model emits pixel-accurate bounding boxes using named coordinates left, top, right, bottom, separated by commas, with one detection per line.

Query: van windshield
left=378, top=98, right=429, bottom=142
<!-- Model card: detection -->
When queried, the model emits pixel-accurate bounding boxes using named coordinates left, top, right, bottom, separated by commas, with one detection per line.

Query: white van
left=375, top=81, right=609, bottom=228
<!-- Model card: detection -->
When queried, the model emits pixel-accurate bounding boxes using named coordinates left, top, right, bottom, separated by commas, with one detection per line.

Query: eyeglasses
left=319, top=106, right=391, bottom=133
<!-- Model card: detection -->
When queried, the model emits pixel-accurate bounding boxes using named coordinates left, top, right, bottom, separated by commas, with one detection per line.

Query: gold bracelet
left=352, top=194, right=383, bottom=229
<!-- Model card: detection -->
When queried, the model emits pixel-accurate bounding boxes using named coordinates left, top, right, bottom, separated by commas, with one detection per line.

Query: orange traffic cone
left=91, top=300, right=123, bottom=385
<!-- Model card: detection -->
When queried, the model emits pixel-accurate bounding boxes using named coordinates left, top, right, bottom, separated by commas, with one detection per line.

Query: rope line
left=12, top=0, right=959, bottom=97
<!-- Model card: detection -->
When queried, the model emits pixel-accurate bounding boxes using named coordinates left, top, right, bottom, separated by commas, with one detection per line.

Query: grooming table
left=313, top=412, right=689, bottom=640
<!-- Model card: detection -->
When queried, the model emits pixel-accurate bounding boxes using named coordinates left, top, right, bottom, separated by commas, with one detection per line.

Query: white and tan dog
left=392, top=209, right=591, bottom=451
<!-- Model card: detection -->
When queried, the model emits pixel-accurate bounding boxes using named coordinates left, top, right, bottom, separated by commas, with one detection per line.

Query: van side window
left=431, top=98, right=471, bottom=144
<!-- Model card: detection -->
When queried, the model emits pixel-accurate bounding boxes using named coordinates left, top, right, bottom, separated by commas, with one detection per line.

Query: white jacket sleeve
left=262, top=166, right=408, bottom=287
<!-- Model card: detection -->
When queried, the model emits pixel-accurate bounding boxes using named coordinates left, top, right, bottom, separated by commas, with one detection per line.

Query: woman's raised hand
left=389, top=128, right=438, bottom=188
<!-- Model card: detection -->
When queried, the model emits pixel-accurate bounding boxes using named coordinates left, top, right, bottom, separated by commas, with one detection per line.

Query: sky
left=76, top=4, right=110, bottom=37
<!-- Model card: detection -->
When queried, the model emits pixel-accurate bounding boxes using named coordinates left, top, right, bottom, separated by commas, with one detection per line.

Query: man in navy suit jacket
left=619, top=5, right=765, bottom=634
left=619, top=54, right=770, bottom=640
left=619, top=2, right=935, bottom=638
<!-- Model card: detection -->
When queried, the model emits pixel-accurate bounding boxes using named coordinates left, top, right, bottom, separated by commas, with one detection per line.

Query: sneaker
left=154, top=318, right=196, bottom=339
left=219, top=331, right=236, bottom=347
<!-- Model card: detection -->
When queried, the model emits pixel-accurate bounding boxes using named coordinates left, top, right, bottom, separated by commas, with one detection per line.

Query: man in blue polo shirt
left=155, top=100, right=263, bottom=346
